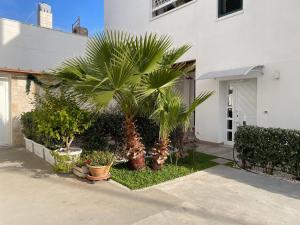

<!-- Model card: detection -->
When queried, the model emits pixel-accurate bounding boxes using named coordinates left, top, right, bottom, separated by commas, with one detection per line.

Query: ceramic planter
left=44, top=147, right=55, bottom=165
left=57, top=147, right=82, bottom=160
left=87, top=163, right=113, bottom=177
left=33, top=142, right=44, bottom=159
left=24, top=137, right=33, bottom=152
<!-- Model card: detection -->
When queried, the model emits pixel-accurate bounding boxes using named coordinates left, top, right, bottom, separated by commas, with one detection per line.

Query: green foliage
left=135, top=116, right=159, bottom=149
left=20, top=111, right=38, bottom=140
left=79, top=111, right=124, bottom=151
left=234, top=126, right=300, bottom=177
left=52, top=151, right=76, bottom=173
left=79, top=110, right=189, bottom=153
left=35, top=91, right=92, bottom=151
left=150, top=88, right=214, bottom=140
left=111, top=151, right=218, bottom=190
left=53, top=31, right=191, bottom=117
left=78, top=110, right=160, bottom=152
left=87, top=151, right=115, bottom=167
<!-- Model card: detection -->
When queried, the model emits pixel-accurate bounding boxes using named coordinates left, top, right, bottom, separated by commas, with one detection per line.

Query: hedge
left=234, top=126, right=300, bottom=178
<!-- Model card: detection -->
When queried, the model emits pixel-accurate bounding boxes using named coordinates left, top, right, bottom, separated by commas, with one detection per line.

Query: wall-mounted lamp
left=273, top=71, right=280, bottom=80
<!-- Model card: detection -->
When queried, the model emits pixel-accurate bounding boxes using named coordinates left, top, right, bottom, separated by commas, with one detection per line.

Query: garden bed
left=111, top=151, right=218, bottom=190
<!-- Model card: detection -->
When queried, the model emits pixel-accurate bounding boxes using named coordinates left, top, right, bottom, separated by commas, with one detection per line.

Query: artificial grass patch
left=111, top=151, right=218, bottom=190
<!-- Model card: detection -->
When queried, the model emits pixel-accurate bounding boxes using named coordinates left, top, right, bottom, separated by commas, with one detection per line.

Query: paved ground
left=191, top=142, right=234, bottom=160
left=0, top=148, right=300, bottom=225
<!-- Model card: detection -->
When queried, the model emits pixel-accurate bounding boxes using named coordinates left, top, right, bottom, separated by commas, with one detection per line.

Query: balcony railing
left=152, top=0, right=177, bottom=11
left=152, top=0, right=193, bottom=17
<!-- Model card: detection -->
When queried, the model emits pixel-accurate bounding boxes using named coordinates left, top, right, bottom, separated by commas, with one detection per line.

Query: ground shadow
left=0, top=148, right=54, bottom=178
left=206, top=165, right=300, bottom=200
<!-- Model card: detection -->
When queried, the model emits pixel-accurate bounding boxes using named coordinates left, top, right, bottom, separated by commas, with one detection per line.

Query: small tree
left=150, top=89, right=214, bottom=170
left=36, top=91, right=92, bottom=152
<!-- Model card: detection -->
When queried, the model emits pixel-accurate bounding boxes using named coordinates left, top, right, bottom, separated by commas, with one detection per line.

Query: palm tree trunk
left=152, top=138, right=170, bottom=170
left=124, top=115, right=146, bottom=170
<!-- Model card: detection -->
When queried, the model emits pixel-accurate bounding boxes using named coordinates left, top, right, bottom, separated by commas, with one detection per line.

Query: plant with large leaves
left=51, top=31, right=192, bottom=170
left=148, top=88, right=214, bottom=170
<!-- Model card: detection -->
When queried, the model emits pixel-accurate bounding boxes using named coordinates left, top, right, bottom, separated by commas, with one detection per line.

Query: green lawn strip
left=111, top=151, right=218, bottom=190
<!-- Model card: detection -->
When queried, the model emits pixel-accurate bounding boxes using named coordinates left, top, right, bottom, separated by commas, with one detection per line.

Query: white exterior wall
left=0, top=18, right=88, bottom=72
left=105, top=0, right=300, bottom=143
left=0, top=18, right=89, bottom=146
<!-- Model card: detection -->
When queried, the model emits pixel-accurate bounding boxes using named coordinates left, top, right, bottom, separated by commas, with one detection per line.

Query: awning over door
left=197, top=65, right=264, bottom=80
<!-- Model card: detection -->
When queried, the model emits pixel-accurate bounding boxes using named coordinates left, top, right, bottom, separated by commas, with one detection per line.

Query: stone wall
left=11, top=74, right=37, bottom=146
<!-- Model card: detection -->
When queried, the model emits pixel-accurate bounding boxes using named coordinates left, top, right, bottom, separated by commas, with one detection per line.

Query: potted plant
left=36, top=91, right=92, bottom=160
left=86, top=151, right=115, bottom=178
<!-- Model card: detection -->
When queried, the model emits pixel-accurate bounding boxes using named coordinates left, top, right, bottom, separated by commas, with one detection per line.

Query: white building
left=105, top=0, right=300, bottom=145
left=0, top=17, right=88, bottom=146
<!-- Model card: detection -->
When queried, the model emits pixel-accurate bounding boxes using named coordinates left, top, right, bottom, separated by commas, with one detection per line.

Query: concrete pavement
left=0, top=148, right=299, bottom=225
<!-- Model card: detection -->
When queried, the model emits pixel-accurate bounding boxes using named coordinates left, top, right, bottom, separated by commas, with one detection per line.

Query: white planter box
left=44, top=147, right=55, bottom=165
left=33, top=142, right=44, bottom=159
left=24, top=138, right=33, bottom=152
left=57, top=147, right=82, bottom=160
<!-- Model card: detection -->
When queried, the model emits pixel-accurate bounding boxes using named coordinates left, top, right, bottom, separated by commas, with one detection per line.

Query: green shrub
left=79, top=111, right=123, bottom=151
left=234, top=126, right=300, bottom=178
left=87, top=151, right=115, bottom=166
left=136, top=116, right=159, bottom=149
left=79, top=112, right=187, bottom=153
left=20, top=111, right=38, bottom=140
left=78, top=112, right=159, bottom=152
left=35, top=91, right=92, bottom=151
left=52, top=152, right=77, bottom=173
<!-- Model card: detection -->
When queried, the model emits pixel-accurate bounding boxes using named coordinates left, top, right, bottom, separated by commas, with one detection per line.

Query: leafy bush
left=78, top=112, right=187, bottom=154
left=78, top=112, right=159, bottom=152
left=234, top=126, right=300, bottom=178
left=87, top=151, right=115, bottom=166
left=35, top=92, right=92, bottom=151
left=136, top=117, right=159, bottom=149
left=52, top=152, right=76, bottom=173
left=79, top=112, right=123, bottom=151
left=20, top=111, right=38, bottom=140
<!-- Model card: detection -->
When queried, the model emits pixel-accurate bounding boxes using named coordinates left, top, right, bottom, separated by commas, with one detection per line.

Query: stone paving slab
left=190, top=143, right=234, bottom=160
left=212, top=158, right=231, bottom=165
left=1, top=148, right=300, bottom=225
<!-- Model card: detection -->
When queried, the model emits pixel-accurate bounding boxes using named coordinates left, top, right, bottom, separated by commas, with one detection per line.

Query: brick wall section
left=11, top=74, right=37, bottom=146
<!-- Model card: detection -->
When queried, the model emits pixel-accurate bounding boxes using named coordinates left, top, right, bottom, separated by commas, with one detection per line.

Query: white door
left=225, top=79, right=257, bottom=145
left=0, top=76, right=10, bottom=146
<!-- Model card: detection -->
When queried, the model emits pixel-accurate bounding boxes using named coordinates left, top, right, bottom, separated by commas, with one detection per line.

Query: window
left=152, top=0, right=193, bottom=18
left=218, top=0, right=243, bottom=18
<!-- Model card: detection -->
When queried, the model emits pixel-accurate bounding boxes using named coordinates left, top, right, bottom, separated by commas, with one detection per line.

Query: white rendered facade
left=0, top=18, right=88, bottom=146
left=105, top=0, right=300, bottom=144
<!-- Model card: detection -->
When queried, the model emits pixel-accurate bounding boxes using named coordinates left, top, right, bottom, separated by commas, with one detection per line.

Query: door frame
left=223, top=79, right=257, bottom=146
left=0, top=74, right=12, bottom=147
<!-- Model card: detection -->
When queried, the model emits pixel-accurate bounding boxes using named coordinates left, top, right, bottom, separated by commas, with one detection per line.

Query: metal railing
left=152, top=0, right=177, bottom=11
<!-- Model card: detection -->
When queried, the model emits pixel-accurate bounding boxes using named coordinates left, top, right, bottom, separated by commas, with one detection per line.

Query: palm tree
left=51, top=31, right=192, bottom=170
left=149, top=88, right=214, bottom=170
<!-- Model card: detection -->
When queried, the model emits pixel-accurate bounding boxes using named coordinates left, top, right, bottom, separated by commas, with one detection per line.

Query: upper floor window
left=218, top=0, right=243, bottom=18
left=152, top=0, right=193, bottom=18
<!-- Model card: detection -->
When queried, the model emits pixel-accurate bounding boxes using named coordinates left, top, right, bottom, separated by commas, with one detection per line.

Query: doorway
left=0, top=76, right=11, bottom=147
left=225, top=79, right=257, bottom=145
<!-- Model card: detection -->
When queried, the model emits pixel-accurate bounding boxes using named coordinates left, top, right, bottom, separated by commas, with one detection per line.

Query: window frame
left=218, top=0, right=243, bottom=18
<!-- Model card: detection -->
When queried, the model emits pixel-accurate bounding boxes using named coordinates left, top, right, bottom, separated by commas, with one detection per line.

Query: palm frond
left=161, top=44, right=191, bottom=67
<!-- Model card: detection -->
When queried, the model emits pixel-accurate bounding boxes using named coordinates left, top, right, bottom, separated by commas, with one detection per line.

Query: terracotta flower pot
left=88, top=163, right=112, bottom=177
left=129, top=155, right=145, bottom=170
